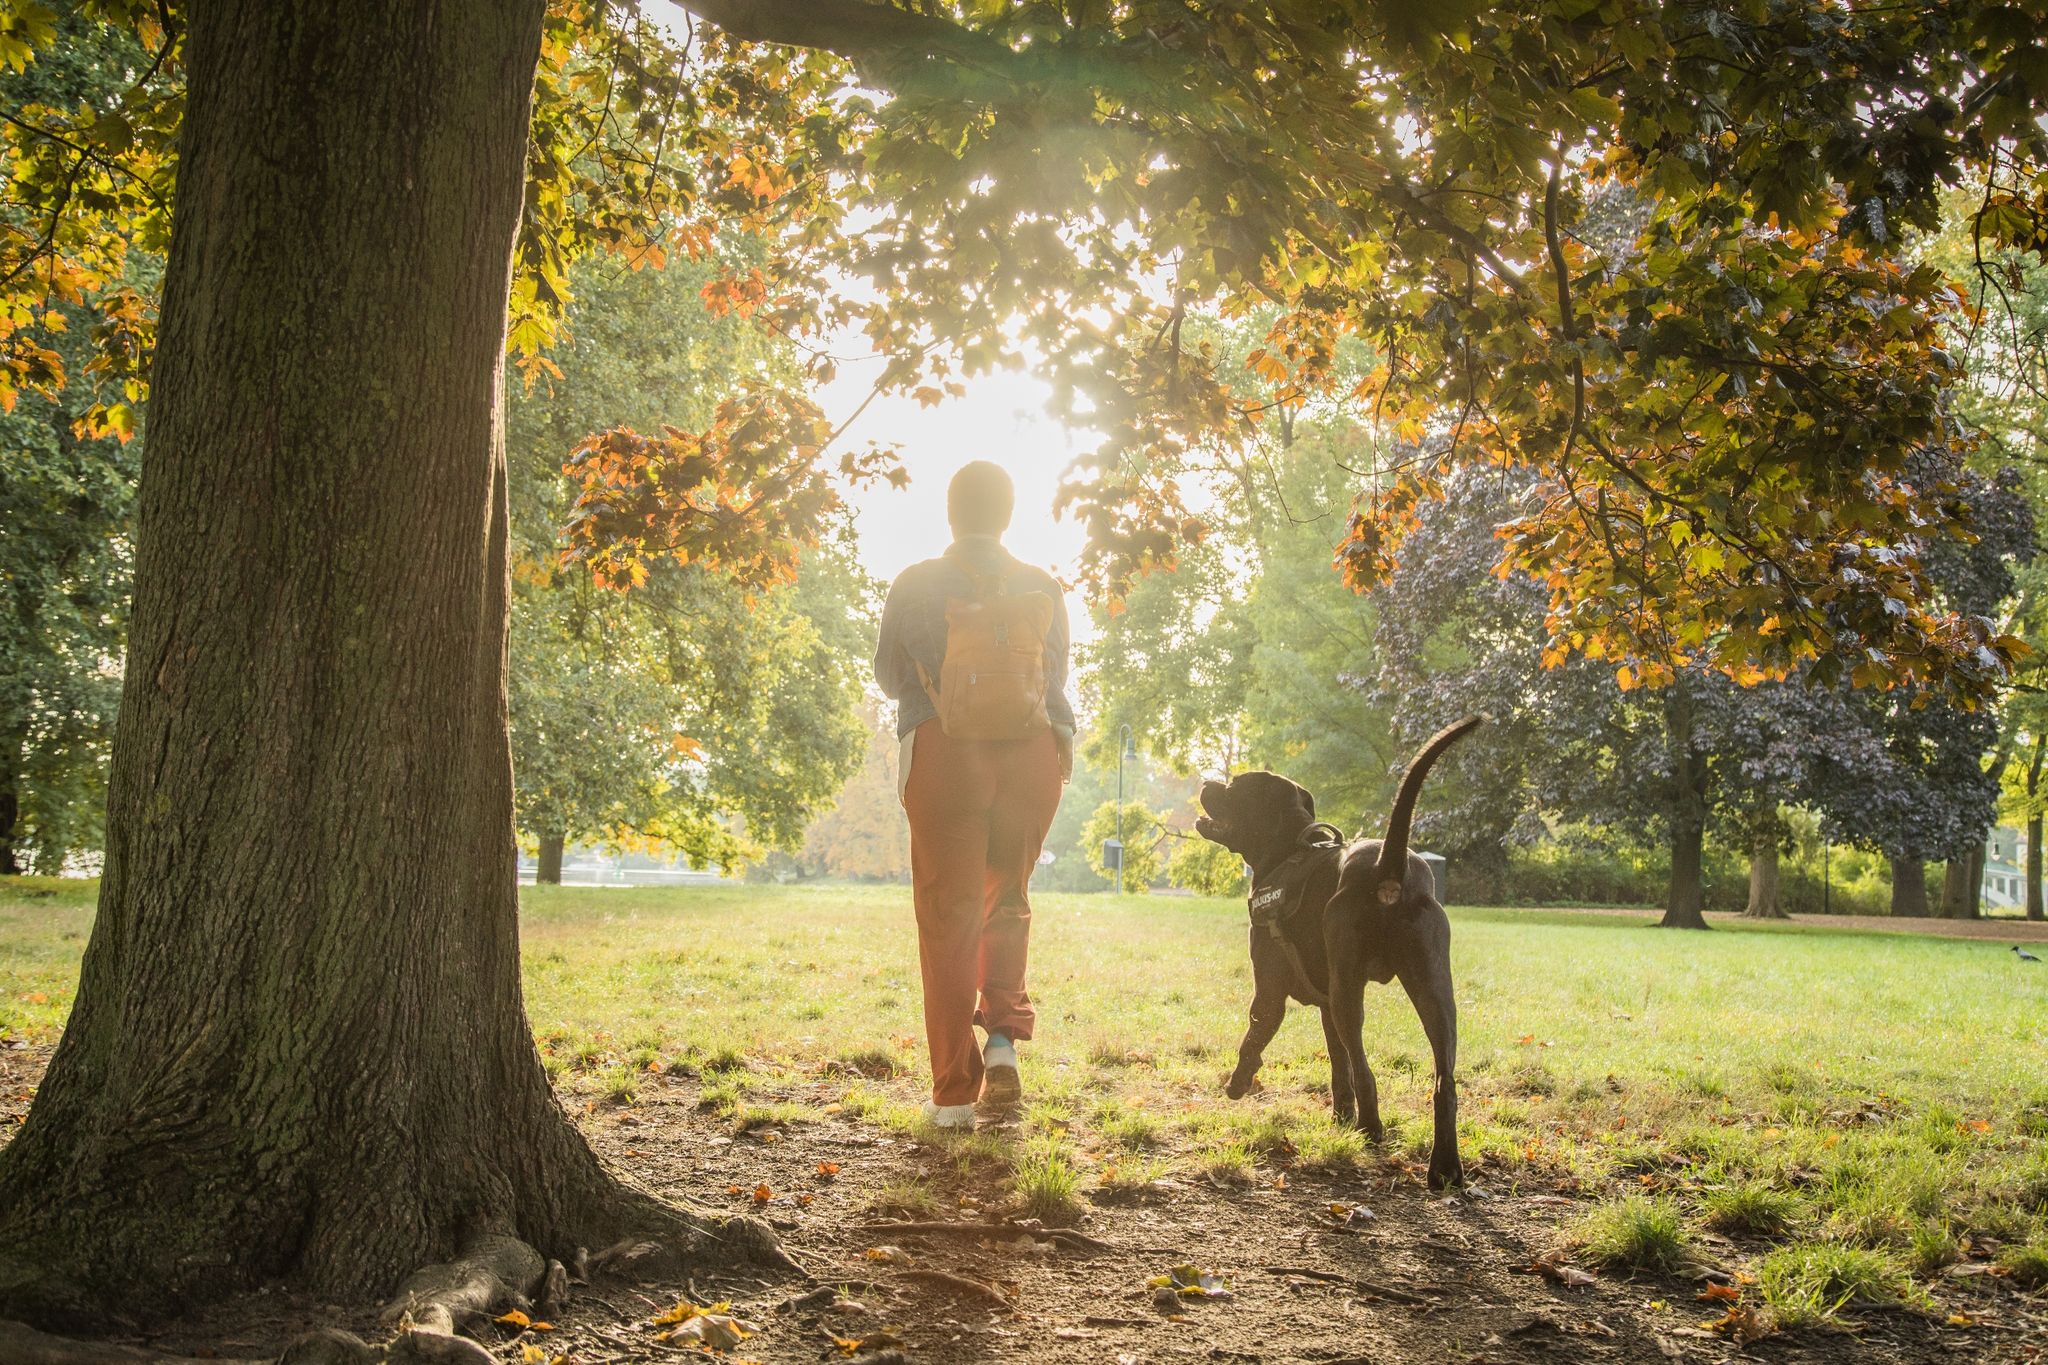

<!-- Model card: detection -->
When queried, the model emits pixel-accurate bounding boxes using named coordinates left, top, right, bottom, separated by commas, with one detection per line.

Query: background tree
left=799, top=700, right=910, bottom=882
left=1804, top=454, right=2034, bottom=917
left=1080, top=798, right=1165, bottom=892
left=0, top=302, right=138, bottom=876
left=505, top=256, right=871, bottom=880
left=1084, top=414, right=1398, bottom=828
left=1167, top=834, right=1246, bottom=898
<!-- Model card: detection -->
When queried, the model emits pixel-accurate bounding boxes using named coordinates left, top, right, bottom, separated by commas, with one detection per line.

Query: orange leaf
left=752, top=1183, right=774, bottom=1203
left=1697, top=1283, right=1740, bottom=1302
left=817, top=1161, right=841, bottom=1178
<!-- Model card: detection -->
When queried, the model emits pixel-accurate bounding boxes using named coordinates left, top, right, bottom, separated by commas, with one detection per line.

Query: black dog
left=1194, top=715, right=1483, bottom=1189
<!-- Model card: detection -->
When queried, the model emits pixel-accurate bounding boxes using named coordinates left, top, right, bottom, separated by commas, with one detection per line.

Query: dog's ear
left=1294, top=784, right=1315, bottom=821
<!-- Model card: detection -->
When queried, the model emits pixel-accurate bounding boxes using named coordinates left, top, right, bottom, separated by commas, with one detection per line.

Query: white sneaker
left=980, top=1038, right=1021, bottom=1109
left=921, top=1100, right=977, bottom=1129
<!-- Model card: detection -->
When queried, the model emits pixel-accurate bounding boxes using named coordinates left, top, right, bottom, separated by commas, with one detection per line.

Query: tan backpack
left=917, top=555, right=1055, bottom=741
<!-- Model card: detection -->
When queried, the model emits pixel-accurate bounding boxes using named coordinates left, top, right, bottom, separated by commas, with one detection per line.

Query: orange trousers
left=902, top=719, right=1064, bottom=1106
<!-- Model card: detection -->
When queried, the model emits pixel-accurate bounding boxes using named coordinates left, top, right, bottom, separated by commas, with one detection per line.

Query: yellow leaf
left=495, top=1309, right=532, bottom=1328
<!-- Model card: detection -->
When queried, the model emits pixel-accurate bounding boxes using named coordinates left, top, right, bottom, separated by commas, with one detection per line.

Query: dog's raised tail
left=1374, top=714, right=1487, bottom=899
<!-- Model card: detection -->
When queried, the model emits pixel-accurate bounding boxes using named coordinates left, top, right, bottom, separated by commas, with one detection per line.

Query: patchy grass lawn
left=4, top=876, right=2046, bottom=1345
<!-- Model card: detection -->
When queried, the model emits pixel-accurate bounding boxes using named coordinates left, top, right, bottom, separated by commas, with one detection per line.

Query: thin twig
left=1261, top=1264, right=1436, bottom=1306
left=859, top=1220, right=1117, bottom=1253
left=893, top=1268, right=1016, bottom=1309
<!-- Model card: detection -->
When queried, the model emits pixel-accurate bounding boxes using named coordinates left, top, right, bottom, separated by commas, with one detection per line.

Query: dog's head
left=1195, top=771, right=1318, bottom=869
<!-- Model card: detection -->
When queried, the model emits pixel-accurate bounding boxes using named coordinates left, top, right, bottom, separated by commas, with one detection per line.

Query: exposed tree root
left=378, top=1233, right=544, bottom=1335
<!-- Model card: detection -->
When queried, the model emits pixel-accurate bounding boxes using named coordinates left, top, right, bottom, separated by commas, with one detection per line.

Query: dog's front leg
left=1228, top=963, right=1288, bottom=1098
left=1401, top=958, right=1464, bottom=1189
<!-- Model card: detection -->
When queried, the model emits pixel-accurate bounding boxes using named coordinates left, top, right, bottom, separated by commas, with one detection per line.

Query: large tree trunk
left=1659, top=683, right=1710, bottom=929
left=1938, top=851, right=1983, bottom=920
left=0, top=1, right=762, bottom=1328
left=1888, top=855, right=1929, bottom=916
left=537, top=830, right=566, bottom=885
left=1743, top=825, right=1785, bottom=919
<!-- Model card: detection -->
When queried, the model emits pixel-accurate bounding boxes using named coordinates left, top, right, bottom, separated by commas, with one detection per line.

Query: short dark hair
left=947, top=461, right=1015, bottom=536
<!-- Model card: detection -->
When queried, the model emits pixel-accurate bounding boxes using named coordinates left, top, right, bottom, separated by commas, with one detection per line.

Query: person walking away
left=874, top=462, right=1074, bottom=1127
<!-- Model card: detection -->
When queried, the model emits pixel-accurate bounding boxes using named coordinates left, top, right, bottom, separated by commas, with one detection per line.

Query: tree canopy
left=8, top=1, right=2048, bottom=702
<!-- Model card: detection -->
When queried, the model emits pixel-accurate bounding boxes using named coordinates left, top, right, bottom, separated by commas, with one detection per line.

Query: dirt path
left=10, top=1055, right=2024, bottom=1365
left=1502, top=905, right=2048, bottom=944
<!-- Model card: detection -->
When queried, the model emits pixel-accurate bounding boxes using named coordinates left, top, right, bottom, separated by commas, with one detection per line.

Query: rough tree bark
left=1659, top=682, right=1710, bottom=929
left=537, top=831, right=566, bottom=886
left=0, top=0, right=771, bottom=1329
left=1888, top=854, right=1930, bottom=916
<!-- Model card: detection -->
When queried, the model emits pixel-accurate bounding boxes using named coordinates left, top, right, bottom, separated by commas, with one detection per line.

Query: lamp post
left=1116, top=724, right=1136, bottom=894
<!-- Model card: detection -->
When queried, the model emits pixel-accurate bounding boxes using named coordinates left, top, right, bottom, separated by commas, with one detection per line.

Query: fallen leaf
left=863, top=1245, right=913, bottom=1264
left=817, top=1161, right=841, bottom=1178
left=495, top=1309, right=532, bottom=1328
left=831, top=1329, right=905, bottom=1355
left=1947, top=1312, right=1975, bottom=1326
left=660, top=1311, right=757, bottom=1348
left=1147, top=1264, right=1233, bottom=1300
left=752, top=1182, right=774, bottom=1203
left=1530, top=1256, right=1598, bottom=1289
left=1696, top=1283, right=1740, bottom=1303
left=1700, top=1303, right=1773, bottom=1346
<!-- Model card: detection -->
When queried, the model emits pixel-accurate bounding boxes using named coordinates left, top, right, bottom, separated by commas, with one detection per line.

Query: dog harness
left=1246, top=822, right=1347, bottom=1008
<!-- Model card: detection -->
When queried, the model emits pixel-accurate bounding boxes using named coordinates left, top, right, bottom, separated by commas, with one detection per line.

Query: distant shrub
left=1448, top=821, right=1894, bottom=914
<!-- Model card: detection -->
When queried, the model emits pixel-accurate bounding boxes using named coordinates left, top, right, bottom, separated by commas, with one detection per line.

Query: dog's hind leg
left=1227, top=973, right=1288, bottom=1098
left=1401, top=957, right=1464, bottom=1189
left=1324, top=920, right=1383, bottom=1138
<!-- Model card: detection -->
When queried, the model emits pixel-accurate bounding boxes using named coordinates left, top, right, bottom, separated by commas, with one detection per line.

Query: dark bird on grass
left=2014, top=945, right=2042, bottom=963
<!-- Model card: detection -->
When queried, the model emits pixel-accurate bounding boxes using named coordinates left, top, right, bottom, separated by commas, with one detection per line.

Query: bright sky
left=814, top=345, right=1109, bottom=662
left=819, top=359, right=1089, bottom=586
